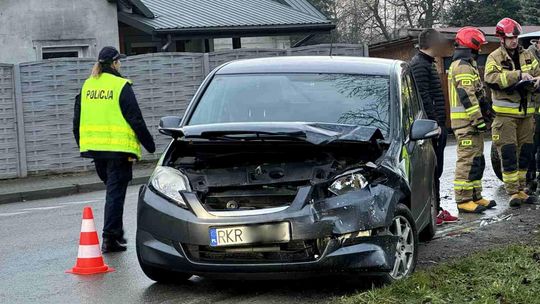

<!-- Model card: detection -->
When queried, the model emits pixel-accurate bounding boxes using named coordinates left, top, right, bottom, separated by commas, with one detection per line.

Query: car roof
left=215, top=56, right=402, bottom=76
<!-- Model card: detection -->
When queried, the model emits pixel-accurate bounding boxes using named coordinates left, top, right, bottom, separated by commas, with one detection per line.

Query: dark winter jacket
left=73, top=68, right=156, bottom=159
left=410, top=51, right=447, bottom=127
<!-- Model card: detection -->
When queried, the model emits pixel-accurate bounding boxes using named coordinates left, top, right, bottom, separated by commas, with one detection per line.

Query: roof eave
left=119, top=12, right=156, bottom=34
left=125, top=0, right=154, bottom=18
left=153, top=23, right=335, bottom=36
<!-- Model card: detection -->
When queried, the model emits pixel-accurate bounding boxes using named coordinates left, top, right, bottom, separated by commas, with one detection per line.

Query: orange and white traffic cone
left=66, top=206, right=114, bottom=275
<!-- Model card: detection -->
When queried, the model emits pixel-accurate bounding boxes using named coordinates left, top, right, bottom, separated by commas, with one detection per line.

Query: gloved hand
left=479, top=100, right=495, bottom=123
left=475, top=120, right=487, bottom=132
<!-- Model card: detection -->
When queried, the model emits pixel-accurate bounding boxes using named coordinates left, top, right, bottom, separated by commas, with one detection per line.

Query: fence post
left=13, top=64, right=27, bottom=178
left=202, top=53, right=210, bottom=77
left=363, top=43, right=369, bottom=57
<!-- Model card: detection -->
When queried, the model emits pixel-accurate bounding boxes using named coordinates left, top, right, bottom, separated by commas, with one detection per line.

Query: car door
left=407, top=71, right=436, bottom=224
left=400, top=70, right=430, bottom=222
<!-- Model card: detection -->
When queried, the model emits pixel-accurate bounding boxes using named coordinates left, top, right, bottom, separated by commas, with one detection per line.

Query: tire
left=136, top=238, right=192, bottom=283
left=382, top=203, right=419, bottom=282
left=491, top=144, right=503, bottom=181
left=419, top=178, right=437, bottom=242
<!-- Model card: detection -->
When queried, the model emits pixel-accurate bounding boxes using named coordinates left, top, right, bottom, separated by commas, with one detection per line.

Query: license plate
left=209, top=222, right=290, bottom=247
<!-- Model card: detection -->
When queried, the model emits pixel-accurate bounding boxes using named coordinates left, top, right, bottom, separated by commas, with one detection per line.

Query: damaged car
left=136, top=56, right=440, bottom=283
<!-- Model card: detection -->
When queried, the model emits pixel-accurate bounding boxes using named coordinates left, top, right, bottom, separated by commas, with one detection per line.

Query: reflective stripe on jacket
left=484, top=46, right=540, bottom=118
left=448, top=59, right=485, bottom=130
left=80, top=73, right=142, bottom=159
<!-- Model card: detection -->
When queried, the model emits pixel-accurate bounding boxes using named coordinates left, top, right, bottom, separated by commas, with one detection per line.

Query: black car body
left=136, top=56, right=439, bottom=282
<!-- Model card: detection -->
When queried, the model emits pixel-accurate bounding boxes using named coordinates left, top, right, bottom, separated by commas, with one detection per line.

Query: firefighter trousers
left=454, top=125, right=485, bottom=203
left=492, top=115, right=534, bottom=195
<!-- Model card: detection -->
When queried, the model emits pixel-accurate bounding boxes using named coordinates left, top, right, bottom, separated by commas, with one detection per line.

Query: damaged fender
left=311, top=184, right=402, bottom=234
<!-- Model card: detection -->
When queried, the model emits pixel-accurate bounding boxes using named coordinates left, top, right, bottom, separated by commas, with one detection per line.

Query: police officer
left=73, top=46, right=156, bottom=252
left=485, top=18, right=540, bottom=207
left=449, top=27, right=496, bottom=213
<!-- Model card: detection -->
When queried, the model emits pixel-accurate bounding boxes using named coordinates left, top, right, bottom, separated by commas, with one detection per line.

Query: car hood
left=180, top=122, right=384, bottom=145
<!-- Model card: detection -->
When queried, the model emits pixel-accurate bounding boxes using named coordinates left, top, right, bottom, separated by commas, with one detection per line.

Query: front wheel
left=384, top=203, right=419, bottom=281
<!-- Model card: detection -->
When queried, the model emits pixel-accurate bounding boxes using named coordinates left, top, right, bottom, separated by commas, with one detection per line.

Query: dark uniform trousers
left=94, top=159, right=133, bottom=239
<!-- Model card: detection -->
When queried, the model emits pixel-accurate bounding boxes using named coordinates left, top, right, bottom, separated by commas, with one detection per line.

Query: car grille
left=202, top=186, right=298, bottom=211
left=181, top=240, right=318, bottom=264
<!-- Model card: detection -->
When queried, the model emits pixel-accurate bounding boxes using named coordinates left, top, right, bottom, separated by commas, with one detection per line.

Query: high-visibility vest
left=79, top=73, right=142, bottom=159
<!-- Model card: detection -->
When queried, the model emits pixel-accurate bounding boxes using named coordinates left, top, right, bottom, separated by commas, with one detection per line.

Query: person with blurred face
left=410, top=29, right=458, bottom=224
left=485, top=18, right=540, bottom=207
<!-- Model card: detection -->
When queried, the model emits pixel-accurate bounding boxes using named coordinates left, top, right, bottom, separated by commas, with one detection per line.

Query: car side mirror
left=158, top=116, right=183, bottom=138
left=410, top=119, right=440, bottom=141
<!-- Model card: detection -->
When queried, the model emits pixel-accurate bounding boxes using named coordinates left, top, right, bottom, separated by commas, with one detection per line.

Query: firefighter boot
left=518, top=191, right=538, bottom=204
left=509, top=193, right=523, bottom=208
left=474, top=198, right=497, bottom=209
left=457, top=201, right=486, bottom=214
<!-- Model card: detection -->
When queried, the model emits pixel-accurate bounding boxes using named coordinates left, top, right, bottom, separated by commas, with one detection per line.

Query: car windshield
left=188, top=73, right=391, bottom=137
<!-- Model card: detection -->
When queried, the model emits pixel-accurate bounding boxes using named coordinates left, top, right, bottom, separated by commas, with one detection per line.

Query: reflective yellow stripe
left=465, top=105, right=480, bottom=113
left=492, top=105, right=535, bottom=115
left=503, top=171, right=519, bottom=182
left=451, top=112, right=469, bottom=119
left=80, top=138, right=140, bottom=150
left=486, top=62, right=501, bottom=72
left=533, top=60, right=539, bottom=69
left=500, top=72, right=508, bottom=87
left=80, top=125, right=135, bottom=135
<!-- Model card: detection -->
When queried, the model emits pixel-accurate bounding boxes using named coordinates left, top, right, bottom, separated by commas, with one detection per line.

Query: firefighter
left=449, top=27, right=496, bottom=213
left=526, top=38, right=540, bottom=193
left=485, top=18, right=540, bottom=207
left=73, top=46, right=156, bottom=252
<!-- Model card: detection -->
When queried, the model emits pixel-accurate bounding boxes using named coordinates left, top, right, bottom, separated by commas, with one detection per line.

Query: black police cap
left=98, top=46, right=127, bottom=63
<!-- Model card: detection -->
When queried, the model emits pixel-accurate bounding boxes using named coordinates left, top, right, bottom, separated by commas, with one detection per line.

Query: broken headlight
left=328, top=170, right=369, bottom=196
left=150, top=166, right=191, bottom=209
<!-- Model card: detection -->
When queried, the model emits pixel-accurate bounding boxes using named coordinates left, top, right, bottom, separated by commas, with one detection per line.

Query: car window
left=405, top=72, right=423, bottom=119
left=401, top=74, right=413, bottom=140
left=188, top=73, right=392, bottom=137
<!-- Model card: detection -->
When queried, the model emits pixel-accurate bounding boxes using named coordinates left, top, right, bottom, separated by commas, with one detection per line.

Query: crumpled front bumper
left=136, top=183, right=401, bottom=277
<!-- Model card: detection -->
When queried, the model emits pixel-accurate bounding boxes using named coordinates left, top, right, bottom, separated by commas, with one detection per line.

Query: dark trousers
left=94, top=159, right=133, bottom=240
left=433, top=127, right=448, bottom=211
left=527, top=115, right=540, bottom=181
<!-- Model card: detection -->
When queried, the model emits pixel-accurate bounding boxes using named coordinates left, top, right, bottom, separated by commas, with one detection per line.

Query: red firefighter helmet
left=455, top=27, right=488, bottom=51
left=495, top=18, right=522, bottom=38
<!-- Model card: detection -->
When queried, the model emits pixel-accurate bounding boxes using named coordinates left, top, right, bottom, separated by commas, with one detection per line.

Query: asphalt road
left=0, top=139, right=510, bottom=304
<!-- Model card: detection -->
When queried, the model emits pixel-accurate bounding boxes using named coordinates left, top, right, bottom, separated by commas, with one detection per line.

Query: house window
left=41, top=46, right=86, bottom=60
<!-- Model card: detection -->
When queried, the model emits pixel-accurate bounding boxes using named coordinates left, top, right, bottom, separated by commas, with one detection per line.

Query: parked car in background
left=136, top=56, right=440, bottom=283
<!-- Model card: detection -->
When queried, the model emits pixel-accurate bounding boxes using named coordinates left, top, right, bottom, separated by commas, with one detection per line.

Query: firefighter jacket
left=484, top=46, right=540, bottom=118
left=448, top=50, right=486, bottom=130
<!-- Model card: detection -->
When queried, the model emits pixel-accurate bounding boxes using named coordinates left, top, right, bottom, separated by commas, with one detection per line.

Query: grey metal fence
left=0, top=44, right=366, bottom=179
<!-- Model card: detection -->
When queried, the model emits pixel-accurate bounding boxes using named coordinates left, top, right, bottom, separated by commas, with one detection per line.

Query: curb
left=0, top=176, right=150, bottom=205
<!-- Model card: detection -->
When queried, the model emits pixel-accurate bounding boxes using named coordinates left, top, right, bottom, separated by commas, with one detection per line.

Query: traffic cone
left=66, top=206, right=114, bottom=275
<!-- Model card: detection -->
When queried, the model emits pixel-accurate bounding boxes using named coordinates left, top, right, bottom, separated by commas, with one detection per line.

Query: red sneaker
left=436, top=216, right=444, bottom=226
left=437, top=209, right=459, bottom=224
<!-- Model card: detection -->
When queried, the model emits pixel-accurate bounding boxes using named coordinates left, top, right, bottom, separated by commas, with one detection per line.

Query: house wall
left=214, top=36, right=292, bottom=51
left=0, top=0, right=119, bottom=64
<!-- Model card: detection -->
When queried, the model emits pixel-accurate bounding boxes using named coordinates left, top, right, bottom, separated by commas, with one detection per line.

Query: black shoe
left=118, top=236, right=127, bottom=245
left=102, top=238, right=127, bottom=253
left=526, top=180, right=538, bottom=195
